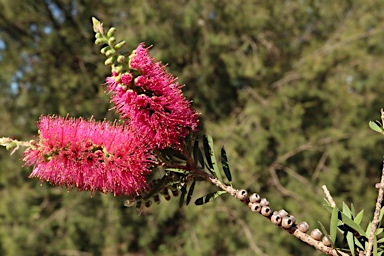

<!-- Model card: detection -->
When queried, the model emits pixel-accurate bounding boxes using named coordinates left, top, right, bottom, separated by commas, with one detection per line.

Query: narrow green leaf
left=330, top=206, right=339, bottom=244
left=165, top=168, right=188, bottom=174
left=186, top=180, right=196, bottom=206
left=341, top=212, right=366, bottom=236
left=319, top=221, right=337, bottom=250
left=205, top=135, right=224, bottom=182
left=342, top=202, right=352, bottom=218
left=220, top=147, right=232, bottom=182
left=354, top=210, right=364, bottom=225
left=179, top=185, right=187, bottom=208
left=193, top=139, right=205, bottom=169
left=355, top=238, right=364, bottom=250
left=379, top=207, right=384, bottom=222
left=366, top=221, right=373, bottom=237
left=376, top=228, right=383, bottom=236
left=323, top=204, right=334, bottom=213
left=369, top=121, right=384, bottom=133
left=203, top=135, right=213, bottom=169
left=346, top=232, right=355, bottom=256
left=374, top=236, right=378, bottom=256
left=195, top=191, right=226, bottom=205
left=377, top=237, right=384, bottom=243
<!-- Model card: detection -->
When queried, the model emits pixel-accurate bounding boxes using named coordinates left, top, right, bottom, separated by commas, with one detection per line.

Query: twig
left=322, top=185, right=336, bottom=208
left=196, top=170, right=348, bottom=256
left=0, top=137, right=34, bottom=154
left=366, top=109, right=384, bottom=256
left=366, top=161, right=384, bottom=256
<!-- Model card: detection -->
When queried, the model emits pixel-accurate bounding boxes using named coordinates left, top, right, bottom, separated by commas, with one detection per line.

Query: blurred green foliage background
left=1, top=0, right=384, bottom=255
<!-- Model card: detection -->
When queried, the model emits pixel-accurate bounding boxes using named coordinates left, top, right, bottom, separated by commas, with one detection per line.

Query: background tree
left=1, top=0, right=384, bottom=255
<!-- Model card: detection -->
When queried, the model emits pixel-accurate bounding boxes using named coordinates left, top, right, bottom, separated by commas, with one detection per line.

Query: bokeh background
left=1, top=0, right=384, bottom=255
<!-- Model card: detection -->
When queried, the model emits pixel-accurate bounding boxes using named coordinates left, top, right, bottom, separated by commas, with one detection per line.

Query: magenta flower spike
left=23, top=115, right=153, bottom=196
left=106, top=43, right=199, bottom=150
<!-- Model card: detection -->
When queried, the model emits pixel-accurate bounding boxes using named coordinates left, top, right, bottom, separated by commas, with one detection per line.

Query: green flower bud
left=117, top=55, right=126, bottom=63
left=105, top=49, right=116, bottom=58
left=95, top=38, right=108, bottom=45
left=112, top=65, right=123, bottom=74
left=104, top=57, right=114, bottom=66
left=108, top=37, right=116, bottom=45
left=115, top=40, right=126, bottom=50
left=107, top=27, right=117, bottom=38
left=100, top=46, right=111, bottom=55
left=95, top=32, right=103, bottom=39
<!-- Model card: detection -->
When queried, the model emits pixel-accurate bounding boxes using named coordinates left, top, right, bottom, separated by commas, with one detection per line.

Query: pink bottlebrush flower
left=106, top=43, right=199, bottom=149
left=23, top=115, right=153, bottom=196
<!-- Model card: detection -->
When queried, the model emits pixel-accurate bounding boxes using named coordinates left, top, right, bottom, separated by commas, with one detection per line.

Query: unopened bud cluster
left=237, top=189, right=332, bottom=247
left=93, top=22, right=130, bottom=88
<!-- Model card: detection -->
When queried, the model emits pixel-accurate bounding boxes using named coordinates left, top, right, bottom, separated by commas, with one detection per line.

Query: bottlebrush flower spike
left=23, top=116, right=153, bottom=196
left=106, top=43, right=199, bottom=149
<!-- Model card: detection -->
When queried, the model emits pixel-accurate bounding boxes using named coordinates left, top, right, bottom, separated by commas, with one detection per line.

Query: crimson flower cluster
left=106, top=43, right=199, bottom=149
left=23, top=116, right=153, bottom=196
left=23, top=43, right=199, bottom=196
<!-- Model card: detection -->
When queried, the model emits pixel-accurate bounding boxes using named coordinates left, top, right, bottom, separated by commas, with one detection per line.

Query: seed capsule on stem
left=261, top=206, right=271, bottom=217
left=297, top=222, right=309, bottom=233
left=278, top=209, right=289, bottom=217
left=259, top=198, right=269, bottom=207
left=310, top=229, right=322, bottom=240
left=322, top=236, right=331, bottom=246
left=281, top=215, right=296, bottom=229
left=249, top=193, right=261, bottom=203
left=250, top=203, right=262, bottom=213
left=236, top=189, right=248, bottom=200
left=271, top=213, right=282, bottom=225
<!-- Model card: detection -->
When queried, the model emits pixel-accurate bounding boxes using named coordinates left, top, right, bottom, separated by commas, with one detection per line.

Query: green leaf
left=323, top=204, right=334, bottom=213
left=354, top=210, right=364, bottom=225
left=195, top=191, right=226, bottom=205
left=342, top=202, right=352, bottom=218
left=203, top=135, right=213, bottom=169
left=204, top=135, right=224, bottom=182
left=377, top=237, right=384, bottom=243
left=319, top=221, right=336, bottom=250
left=346, top=231, right=355, bottom=256
left=186, top=180, right=196, bottom=206
left=179, top=185, right=187, bottom=208
left=220, top=147, right=232, bottom=182
left=165, top=168, right=188, bottom=174
left=369, top=121, right=384, bottom=133
left=374, top=236, right=378, bottom=256
left=341, top=212, right=366, bottom=236
left=193, top=138, right=205, bottom=169
left=330, top=206, right=339, bottom=244
left=367, top=221, right=373, bottom=237
left=379, top=207, right=384, bottom=222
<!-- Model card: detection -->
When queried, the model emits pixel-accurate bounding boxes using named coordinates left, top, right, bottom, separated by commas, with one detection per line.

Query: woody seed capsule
left=278, top=209, right=289, bottom=217
left=281, top=216, right=296, bottom=229
left=271, top=213, right=282, bottom=225
left=236, top=189, right=248, bottom=200
left=322, top=236, right=332, bottom=246
left=310, top=229, right=322, bottom=240
left=249, top=193, right=261, bottom=203
left=261, top=206, right=271, bottom=217
left=250, top=203, right=262, bottom=213
left=259, top=198, right=269, bottom=207
left=297, top=222, right=309, bottom=233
